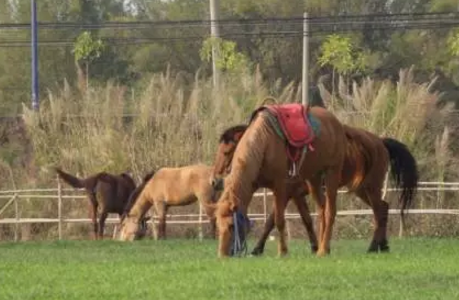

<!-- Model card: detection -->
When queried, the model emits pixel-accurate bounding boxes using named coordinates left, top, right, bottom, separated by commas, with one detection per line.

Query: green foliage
left=72, top=31, right=105, bottom=64
left=200, top=37, right=252, bottom=73
left=447, top=30, right=459, bottom=57
left=318, top=34, right=368, bottom=76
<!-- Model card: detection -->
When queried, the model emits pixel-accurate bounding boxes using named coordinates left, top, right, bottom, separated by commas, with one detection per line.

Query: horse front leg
left=155, top=201, right=167, bottom=240
left=209, top=216, right=217, bottom=239
left=273, top=185, right=289, bottom=257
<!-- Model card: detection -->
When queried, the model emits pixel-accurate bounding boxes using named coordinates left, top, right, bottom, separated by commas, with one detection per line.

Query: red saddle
left=264, top=103, right=316, bottom=148
left=250, top=103, right=316, bottom=163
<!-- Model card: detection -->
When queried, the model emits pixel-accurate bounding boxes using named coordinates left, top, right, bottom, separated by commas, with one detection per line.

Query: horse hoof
left=311, top=245, right=318, bottom=254
left=367, top=247, right=378, bottom=253
left=250, top=248, right=264, bottom=256
left=277, top=252, right=288, bottom=258
left=379, top=245, right=390, bottom=253
left=367, top=240, right=379, bottom=253
left=316, top=248, right=330, bottom=257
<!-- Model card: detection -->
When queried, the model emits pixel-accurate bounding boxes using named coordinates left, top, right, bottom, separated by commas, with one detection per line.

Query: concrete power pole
left=209, top=0, right=220, bottom=88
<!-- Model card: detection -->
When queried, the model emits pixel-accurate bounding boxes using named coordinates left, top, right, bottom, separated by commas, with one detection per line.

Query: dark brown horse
left=211, top=105, right=347, bottom=257
left=211, top=123, right=418, bottom=255
left=55, top=168, right=148, bottom=240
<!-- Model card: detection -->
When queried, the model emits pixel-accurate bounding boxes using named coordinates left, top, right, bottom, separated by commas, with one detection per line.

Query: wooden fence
left=1, top=181, right=459, bottom=241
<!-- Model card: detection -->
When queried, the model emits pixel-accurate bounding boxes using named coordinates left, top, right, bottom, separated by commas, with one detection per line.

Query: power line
left=0, top=21, right=457, bottom=48
left=0, top=12, right=458, bottom=48
left=0, top=12, right=458, bottom=30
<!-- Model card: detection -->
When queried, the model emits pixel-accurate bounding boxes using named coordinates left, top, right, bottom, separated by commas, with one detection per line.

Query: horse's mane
left=219, top=125, right=248, bottom=143
left=223, top=113, right=272, bottom=209
left=121, top=170, right=156, bottom=219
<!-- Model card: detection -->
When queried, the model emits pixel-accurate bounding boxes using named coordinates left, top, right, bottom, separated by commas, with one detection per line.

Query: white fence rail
left=1, top=181, right=459, bottom=241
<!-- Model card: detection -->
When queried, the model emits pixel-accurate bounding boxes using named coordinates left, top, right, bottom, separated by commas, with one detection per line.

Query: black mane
left=219, top=125, right=248, bottom=143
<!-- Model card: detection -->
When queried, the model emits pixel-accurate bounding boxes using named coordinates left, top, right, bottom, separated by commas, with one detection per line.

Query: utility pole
left=302, top=12, right=309, bottom=107
left=31, top=0, right=39, bottom=111
left=209, top=0, right=220, bottom=88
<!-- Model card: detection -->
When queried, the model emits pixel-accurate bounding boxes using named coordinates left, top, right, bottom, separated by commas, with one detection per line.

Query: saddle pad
left=264, top=103, right=316, bottom=148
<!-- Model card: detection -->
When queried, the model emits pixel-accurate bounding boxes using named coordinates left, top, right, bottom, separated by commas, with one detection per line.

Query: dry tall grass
left=1, top=66, right=458, bottom=240
left=17, top=66, right=457, bottom=186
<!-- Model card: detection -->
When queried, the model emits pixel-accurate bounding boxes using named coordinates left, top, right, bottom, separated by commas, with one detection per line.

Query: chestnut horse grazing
left=212, top=123, right=418, bottom=255
left=118, top=164, right=218, bottom=241
left=54, top=167, right=149, bottom=239
left=213, top=105, right=347, bottom=257
left=213, top=125, right=319, bottom=253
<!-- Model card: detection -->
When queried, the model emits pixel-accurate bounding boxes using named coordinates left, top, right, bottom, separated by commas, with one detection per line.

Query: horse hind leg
left=202, top=200, right=218, bottom=240
left=305, top=176, right=326, bottom=255
left=317, top=170, right=340, bottom=257
left=88, top=202, right=98, bottom=240
left=98, top=210, right=108, bottom=240
left=251, top=207, right=276, bottom=256
left=292, top=196, right=318, bottom=253
left=357, top=189, right=389, bottom=253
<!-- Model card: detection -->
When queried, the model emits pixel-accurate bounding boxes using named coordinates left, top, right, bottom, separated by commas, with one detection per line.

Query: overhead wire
left=0, top=13, right=458, bottom=47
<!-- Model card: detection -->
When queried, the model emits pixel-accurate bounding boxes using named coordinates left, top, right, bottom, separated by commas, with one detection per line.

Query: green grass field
left=1, top=238, right=458, bottom=300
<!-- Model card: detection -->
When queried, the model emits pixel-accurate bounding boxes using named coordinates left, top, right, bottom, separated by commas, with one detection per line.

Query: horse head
left=214, top=189, right=251, bottom=257
left=118, top=170, right=156, bottom=240
left=211, top=125, right=247, bottom=190
left=119, top=214, right=151, bottom=241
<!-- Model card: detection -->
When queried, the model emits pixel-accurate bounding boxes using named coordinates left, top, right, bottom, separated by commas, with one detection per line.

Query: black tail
left=382, top=138, right=419, bottom=223
left=54, top=167, right=99, bottom=193
left=55, top=167, right=85, bottom=188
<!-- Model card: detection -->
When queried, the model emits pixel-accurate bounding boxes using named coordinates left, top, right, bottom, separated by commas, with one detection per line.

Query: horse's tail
left=54, top=168, right=85, bottom=188
left=382, top=138, right=419, bottom=224
left=55, top=167, right=102, bottom=194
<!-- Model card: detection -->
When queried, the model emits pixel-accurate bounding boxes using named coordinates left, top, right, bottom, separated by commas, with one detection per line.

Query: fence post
left=198, top=203, right=203, bottom=241
left=14, top=192, right=19, bottom=242
left=263, top=188, right=268, bottom=224
left=151, top=212, right=158, bottom=240
left=57, top=174, right=63, bottom=240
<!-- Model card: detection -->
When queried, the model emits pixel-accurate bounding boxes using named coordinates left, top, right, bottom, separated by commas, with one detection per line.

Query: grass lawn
left=0, top=237, right=458, bottom=300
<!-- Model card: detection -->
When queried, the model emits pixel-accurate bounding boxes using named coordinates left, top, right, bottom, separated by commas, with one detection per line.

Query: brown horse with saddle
left=211, top=103, right=348, bottom=257
left=210, top=102, right=418, bottom=257
left=212, top=120, right=418, bottom=256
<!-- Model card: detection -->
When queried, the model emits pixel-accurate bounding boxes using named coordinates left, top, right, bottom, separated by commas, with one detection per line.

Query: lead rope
left=230, top=211, right=248, bottom=257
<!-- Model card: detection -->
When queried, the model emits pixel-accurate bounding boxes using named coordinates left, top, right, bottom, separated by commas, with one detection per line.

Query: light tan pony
left=211, top=123, right=418, bottom=255
left=213, top=105, right=347, bottom=257
left=118, top=164, right=218, bottom=241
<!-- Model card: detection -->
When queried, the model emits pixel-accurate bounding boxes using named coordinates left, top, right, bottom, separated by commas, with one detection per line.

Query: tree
left=200, top=37, right=252, bottom=74
left=72, top=31, right=105, bottom=90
